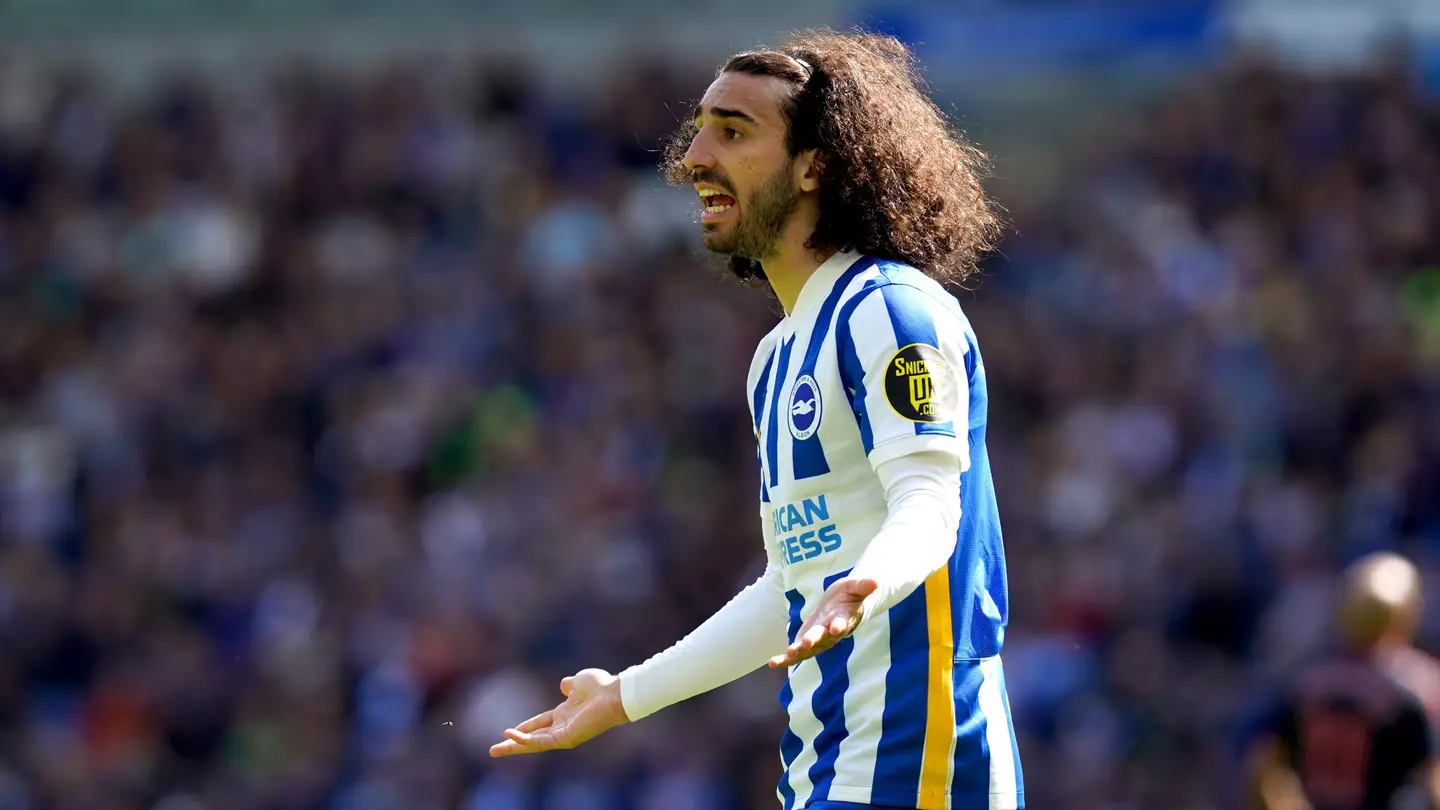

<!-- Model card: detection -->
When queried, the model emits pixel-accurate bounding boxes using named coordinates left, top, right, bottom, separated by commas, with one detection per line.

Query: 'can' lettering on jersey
left=772, top=495, right=844, bottom=566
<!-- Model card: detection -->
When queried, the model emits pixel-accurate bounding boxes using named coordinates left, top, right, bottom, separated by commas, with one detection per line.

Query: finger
left=490, top=730, right=549, bottom=757
left=512, top=710, right=554, bottom=734
left=789, top=647, right=820, bottom=665
left=779, top=636, right=834, bottom=668
left=845, top=577, right=879, bottom=597
left=789, top=617, right=816, bottom=645
left=771, top=607, right=852, bottom=668
left=800, top=621, right=828, bottom=649
left=798, top=622, right=833, bottom=653
left=504, top=727, right=561, bottom=751
left=490, top=729, right=561, bottom=758
left=490, top=739, right=528, bottom=757
left=560, top=677, right=574, bottom=697
left=770, top=632, right=834, bottom=669
left=770, top=642, right=804, bottom=668
left=522, top=729, right=563, bottom=751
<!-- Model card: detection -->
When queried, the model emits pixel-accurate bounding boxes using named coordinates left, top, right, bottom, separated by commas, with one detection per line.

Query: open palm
left=489, top=668, right=629, bottom=757
left=768, top=576, right=878, bottom=669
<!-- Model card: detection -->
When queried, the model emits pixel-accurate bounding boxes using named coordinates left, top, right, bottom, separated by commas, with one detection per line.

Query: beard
left=702, top=162, right=799, bottom=280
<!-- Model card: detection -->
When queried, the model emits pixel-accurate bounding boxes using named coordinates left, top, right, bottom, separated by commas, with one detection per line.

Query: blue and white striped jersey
left=747, top=251, right=1023, bottom=810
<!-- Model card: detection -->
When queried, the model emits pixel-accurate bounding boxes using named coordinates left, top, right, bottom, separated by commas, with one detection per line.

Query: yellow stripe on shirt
left=917, top=566, right=956, bottom=810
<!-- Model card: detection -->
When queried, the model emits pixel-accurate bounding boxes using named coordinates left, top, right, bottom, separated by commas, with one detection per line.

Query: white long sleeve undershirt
left=618, top=449, right=962, bottom=722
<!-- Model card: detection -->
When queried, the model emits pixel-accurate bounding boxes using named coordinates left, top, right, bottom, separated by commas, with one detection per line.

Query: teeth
left=698, top=189, right=732, bottom=215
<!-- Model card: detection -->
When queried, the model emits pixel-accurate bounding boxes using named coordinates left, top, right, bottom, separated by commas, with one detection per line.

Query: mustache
left=689, top=171, right=734, bottom=195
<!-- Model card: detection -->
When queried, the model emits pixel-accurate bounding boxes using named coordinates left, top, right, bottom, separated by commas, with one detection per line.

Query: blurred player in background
left=1245, top=552, right=1440, bottom=810
left=490, top=29, right=1024, bottom=810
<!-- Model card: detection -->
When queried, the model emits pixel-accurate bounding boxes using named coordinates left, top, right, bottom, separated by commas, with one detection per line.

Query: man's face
left=683, top=72, right=800, bottom=261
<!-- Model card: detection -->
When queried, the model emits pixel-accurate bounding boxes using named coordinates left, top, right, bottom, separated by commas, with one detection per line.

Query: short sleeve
left=836, top=282, right=971, bottom=470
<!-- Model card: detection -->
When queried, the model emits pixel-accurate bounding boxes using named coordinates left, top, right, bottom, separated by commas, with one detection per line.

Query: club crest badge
left=788, top=374, right=822, bottom=441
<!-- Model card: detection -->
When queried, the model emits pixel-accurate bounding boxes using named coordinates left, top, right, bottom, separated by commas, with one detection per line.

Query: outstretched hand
left=769, top=576, right=878, bottom=669
left=489, top=668, right=630, bottom=758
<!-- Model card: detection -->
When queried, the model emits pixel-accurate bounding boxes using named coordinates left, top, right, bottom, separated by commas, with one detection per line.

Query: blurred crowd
left=0, top=46, right=1438, bottom=810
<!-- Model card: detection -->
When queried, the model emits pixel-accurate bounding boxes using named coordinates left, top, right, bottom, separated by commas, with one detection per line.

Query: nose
left=682, top=129, right=714, bottom=174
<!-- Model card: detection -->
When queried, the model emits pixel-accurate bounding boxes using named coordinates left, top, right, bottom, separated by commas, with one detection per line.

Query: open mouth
left=698, top=189, right=736, bottom=221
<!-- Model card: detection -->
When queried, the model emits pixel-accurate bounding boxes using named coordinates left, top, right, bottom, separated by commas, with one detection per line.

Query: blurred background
left=1, top=0, right=1439, bottom=808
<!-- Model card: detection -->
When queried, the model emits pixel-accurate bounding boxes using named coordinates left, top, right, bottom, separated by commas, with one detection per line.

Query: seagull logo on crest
left=788, top=375, right=822, bottom=441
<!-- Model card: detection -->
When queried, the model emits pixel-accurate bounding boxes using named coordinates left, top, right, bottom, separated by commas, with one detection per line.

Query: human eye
left=723, top=127, right=742, bottom=141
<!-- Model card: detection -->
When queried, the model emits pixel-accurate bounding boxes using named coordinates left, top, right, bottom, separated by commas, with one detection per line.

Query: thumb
left=845, top=577, right=879, bottom=598
left=560, top=676, right=575, bottom=697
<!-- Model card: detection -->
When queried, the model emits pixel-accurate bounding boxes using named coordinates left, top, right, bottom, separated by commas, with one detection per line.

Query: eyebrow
left=692, top=105, right=758, bottom=126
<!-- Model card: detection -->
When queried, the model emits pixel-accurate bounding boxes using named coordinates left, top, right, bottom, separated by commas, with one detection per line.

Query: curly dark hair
left=665, top=29, right=1001, bottom=286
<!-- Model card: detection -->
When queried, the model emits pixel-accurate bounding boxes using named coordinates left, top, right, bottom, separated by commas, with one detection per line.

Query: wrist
left=608, top=679, right=633, bottom=725
left=858, top=591, right=881, bottom=625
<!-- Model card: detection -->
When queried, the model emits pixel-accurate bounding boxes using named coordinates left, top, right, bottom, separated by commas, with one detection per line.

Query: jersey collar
left=789, top=249, right=863, bottom=320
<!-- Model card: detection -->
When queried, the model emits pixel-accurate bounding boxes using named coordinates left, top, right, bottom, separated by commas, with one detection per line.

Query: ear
left=793, top=149, right=822, bottom=193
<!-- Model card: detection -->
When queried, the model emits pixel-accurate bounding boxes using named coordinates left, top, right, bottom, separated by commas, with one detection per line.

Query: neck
left=760, top=208, right=833, bottom=315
